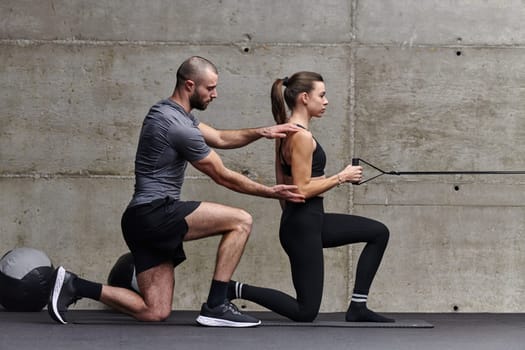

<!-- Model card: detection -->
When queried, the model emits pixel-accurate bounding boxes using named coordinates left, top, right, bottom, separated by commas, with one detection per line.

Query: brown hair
left=271, top=71, right=324, bottom=124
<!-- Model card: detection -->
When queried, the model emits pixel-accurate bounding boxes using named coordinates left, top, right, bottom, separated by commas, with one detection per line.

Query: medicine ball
left=107, top=252, right=140, bottom=294
left=0, top=247, right=54, bottom=311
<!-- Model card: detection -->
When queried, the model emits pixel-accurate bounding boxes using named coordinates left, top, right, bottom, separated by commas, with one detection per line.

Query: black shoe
left=47, top=266, right=81, bottom=324
left=196, top=300, right=261, bottom=327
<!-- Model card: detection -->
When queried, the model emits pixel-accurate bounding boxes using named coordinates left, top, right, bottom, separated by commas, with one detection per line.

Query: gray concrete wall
left=1, top=0, right=524, bottom=313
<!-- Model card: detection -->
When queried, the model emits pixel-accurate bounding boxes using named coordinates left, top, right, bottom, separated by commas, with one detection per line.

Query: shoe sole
left=49, top=266, right=67, bottom=324
left=196, top=315, right=261, bottom=328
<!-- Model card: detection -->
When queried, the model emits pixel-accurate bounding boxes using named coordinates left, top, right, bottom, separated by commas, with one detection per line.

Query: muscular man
left=47, top=56, right=304, bottom=327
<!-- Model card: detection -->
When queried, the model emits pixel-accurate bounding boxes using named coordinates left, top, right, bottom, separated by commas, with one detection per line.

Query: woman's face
left=306, top=81, right=328, bottom=117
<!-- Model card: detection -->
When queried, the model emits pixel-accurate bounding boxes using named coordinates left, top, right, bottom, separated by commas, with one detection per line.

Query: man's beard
left=189, top=91, right=209, bottom=111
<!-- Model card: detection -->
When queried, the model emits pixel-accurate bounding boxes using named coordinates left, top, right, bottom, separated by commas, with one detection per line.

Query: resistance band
left=352, top=158, right=525, bottom=185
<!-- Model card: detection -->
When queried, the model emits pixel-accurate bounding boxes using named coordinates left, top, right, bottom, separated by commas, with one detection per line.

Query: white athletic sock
left=351, top=293, right=368, bottom=303
left=235, top=281, right=244, bottom=299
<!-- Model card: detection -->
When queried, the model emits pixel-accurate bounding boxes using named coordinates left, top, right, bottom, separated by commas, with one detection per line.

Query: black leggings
left=241, top=197, right=389, bottom=322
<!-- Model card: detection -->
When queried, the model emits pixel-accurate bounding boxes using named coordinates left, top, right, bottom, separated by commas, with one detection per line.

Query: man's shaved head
left=176, top=56, right=218, bottom=87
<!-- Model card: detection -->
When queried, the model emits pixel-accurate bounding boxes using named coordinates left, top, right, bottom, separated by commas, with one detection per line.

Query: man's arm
left=275, top=139, right=287, bottom=210
left=191, top=149, right=305, bottom=203
left=198, top=122, right=301, bottom=149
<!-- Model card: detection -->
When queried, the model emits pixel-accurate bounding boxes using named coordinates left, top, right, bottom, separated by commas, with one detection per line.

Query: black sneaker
left=47, top=266, right=81, bottom=324
left=196, top=300, right=261, bottom=327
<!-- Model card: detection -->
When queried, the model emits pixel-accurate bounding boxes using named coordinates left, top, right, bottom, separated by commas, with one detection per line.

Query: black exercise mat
left=70, top=310, right=433, bottom=328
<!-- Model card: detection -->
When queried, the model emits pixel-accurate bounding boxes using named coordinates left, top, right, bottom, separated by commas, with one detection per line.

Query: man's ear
left=185, top=79, right=195, bottom=92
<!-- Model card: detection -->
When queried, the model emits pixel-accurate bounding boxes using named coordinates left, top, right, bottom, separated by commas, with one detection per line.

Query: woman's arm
left=289, top=131, right=362, bottom=199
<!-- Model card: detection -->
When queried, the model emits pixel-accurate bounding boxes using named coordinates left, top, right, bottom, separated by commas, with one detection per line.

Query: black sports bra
left=279, top=124, right=326, bottom=177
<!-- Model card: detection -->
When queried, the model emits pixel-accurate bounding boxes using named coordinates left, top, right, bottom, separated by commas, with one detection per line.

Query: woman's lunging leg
left=229, top=201, right=325, bottom=322
left=322, top=213, right=393, bottom=322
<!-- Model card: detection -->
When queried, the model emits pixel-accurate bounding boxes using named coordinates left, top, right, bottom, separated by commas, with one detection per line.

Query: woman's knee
left=292, top=307, right=319, bottom=322
left=376, top=222, right=390, bottom=246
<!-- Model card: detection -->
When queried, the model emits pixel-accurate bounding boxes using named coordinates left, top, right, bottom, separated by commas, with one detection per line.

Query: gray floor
left=1, top=310, right=525, bottom=350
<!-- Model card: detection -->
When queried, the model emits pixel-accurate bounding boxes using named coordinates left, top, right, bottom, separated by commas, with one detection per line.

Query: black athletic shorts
left=121, top=196, right=200, bottom=274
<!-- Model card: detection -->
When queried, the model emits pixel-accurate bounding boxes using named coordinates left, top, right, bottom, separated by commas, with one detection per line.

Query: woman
left=228, top=71, right=393, bottom=322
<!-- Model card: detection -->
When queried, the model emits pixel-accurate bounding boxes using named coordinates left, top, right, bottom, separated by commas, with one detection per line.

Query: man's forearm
left=202, top=123, right=298, bottom=149
left=213, top=127, right=265, bottom=149
left=215, top=166, right=274, bottom=197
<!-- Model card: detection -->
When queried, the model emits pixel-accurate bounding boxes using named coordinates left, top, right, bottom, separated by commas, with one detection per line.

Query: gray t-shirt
left=128, top=98, right=211, bottom=207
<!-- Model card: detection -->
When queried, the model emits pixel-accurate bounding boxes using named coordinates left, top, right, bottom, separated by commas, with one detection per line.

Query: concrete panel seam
left=350, top=0, right=358, bottom=42
left=0, top=173, right=134, bottom=180
left=0, top=39, right=354, bottom=47
left=5, top=39, right=525, bottom=51
left=347, top=0, right=358, bottom=301
left=0, top=174, right=263, bottom=181
left=356, top=203, right=525, bottom=209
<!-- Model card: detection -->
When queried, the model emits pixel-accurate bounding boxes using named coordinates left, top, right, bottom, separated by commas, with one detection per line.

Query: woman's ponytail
left=271, top=78, right=288, bottom=124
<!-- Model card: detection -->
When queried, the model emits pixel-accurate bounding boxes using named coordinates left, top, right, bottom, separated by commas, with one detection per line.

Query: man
left=47, top=56, right=304, bottom=327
